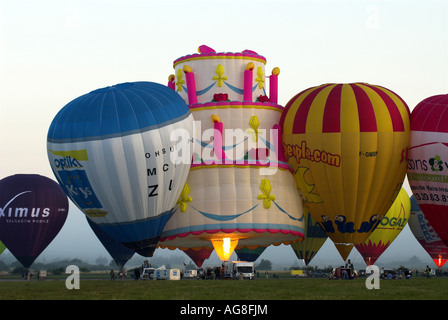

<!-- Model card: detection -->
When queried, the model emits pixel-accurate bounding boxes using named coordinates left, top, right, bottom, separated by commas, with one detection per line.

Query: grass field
left=1, top=276, right=447, bottom=300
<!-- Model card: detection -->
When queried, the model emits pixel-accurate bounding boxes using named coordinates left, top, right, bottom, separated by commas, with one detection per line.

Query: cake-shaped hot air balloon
left=47, top=82, right=194, bottom=257
left=409, top=195, right=448, bottom=268
left=159, top=45, right=305, bottom=261
left=408, top=94, right=448, bottom=246
left=280, top=83, right=410, bottom=261
left=355, top=188, right=410, bottom=266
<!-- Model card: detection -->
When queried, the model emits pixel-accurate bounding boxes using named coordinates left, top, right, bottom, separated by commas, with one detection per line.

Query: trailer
left=223, top=261, right=255, bottom=280
left=141, top=267, right=155, bottom=279
left=184, top=269, right=198, bottom=279
left=153, top=268, right=181, bottom=280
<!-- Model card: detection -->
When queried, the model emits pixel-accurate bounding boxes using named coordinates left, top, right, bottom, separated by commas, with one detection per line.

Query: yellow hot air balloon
left=355, top=188, right=410, bottom=265
left=280, top=83, right=410, bottom=259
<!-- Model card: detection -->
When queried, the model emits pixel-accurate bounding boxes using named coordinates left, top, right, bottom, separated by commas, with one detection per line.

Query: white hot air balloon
left=47, top=81, right=194, bottom=257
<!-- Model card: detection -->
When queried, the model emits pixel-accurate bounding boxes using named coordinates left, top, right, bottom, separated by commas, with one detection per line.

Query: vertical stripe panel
left=340, top=84, right=360, bottom=132
left=350, top=84, right=377, bottom=132
left=290, top=84, right=332, bottom=134
left=364, top=84, right=405, bottom=132
left=358, top=84, right=393, bottom=132
left=322, top=84, right=342, bottom=133
left=374, top=85, right=410, bottom=131
left=306, top=84, right=337, bottom=133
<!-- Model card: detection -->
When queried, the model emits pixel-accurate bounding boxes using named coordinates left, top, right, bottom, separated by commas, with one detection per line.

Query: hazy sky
left=0, top=0, right=447, bottom=267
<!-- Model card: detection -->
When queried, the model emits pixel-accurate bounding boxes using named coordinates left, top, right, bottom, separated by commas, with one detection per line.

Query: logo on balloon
left=49, top=149, right=106, bottom=216
left=319, top=214, right=380, bottom=234
left=283, top=141, right=341, bottom=167
left=377, top=216, right=407, bottom=229
left=0, top=191, right=57, bottom=224
left=429, top=155, right=444, bottom=172
left=50, top=149, right=87, bottom=170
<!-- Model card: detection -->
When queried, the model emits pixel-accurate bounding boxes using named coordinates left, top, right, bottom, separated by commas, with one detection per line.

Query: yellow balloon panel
left=364, top=188, right=410, bottom=245
left=356, top=188, right=410, bottom=265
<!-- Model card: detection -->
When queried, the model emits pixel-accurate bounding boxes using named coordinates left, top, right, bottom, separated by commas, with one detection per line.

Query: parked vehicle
left=380, top=268, right=397, bottom=279
left=223, top=261, right=255, bottom=280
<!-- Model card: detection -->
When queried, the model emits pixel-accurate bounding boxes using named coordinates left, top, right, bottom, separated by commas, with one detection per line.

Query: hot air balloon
left=86, top=218, right=135, bottom=272
left=47, top=81, right=194, bottom=257
left=280, top=83, right=410, bottom=261
left=0, top=241, right=6, bottom=256
left=183, top=248, right=213, bottom=268
left=235, top=246, right=267, bottom=263
left=159, top=46, right=305, bottom=261
left=291, top=212, right=327, bottom=266
left=0, top=174, right=68, bottom=268
left=409, top=195, right=448, bottom=268
left=355, top=188, right=410, bottom=266
left=408, top=94, right=448, bottom=246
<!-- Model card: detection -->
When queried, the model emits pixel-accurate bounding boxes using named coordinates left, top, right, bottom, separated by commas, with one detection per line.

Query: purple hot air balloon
left=0, top=174, right=68, bottom=268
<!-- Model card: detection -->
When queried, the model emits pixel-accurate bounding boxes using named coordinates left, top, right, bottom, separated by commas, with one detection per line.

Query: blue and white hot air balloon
left=47, top=82, right=194, bottom=257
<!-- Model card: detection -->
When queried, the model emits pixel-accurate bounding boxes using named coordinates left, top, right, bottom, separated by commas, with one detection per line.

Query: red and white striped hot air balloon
left=408, top=94, right=448, bottom=247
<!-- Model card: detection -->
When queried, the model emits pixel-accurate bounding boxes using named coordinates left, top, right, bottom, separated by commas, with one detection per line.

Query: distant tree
left=184, top=262, right=197, bottom=270
left=69, top=258, right=83, bottom=265
left=49, top=267, right=65, bottom=275
left=11, top=266, right=27, bottom=276
left=0, top=260, right=8, bottom=272
left=256, top=259, right=272, bottom=270
left=95, top=256, right=108, bottom=266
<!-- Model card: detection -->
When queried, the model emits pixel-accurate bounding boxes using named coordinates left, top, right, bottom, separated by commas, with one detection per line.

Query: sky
left=0, top=0, right=447, bottom=268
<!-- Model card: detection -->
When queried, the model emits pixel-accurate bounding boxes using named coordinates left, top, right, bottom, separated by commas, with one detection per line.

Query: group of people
left=109, top=268, right=127, bottom=280
left=341, top=259, right=356, bottom=280
left=199, top=266, right=223, bottom=280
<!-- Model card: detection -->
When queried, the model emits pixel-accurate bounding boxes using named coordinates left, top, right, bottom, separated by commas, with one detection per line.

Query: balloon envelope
left=409, top=195, right=448, bottom=267
left=0, top=174, right=68, bottom=268
left=87, top=218, right=135, bottom=271
left=183, top=248, right=213, bottom=268
left=159, top=49, right=305, bottom=257
left=159, top=106, right=305, bottom=251
left=408, top=94, right=448, bottom=246
left=235, top=246, right=267, bottom=263
left=280, top=83, right=410, bottom=257
left=291, top=212, right=327, bottom=266
left=355, top=188, right=410, bottom=266
left=47, top=82, right=194, bottom=257
left=0, top=241, right=6, bottom=256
